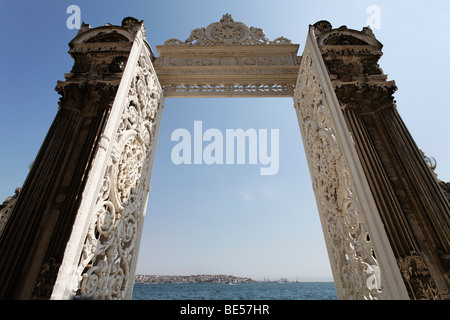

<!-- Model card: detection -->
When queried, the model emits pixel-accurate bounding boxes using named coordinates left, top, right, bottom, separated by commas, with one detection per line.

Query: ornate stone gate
left=0, top=15, right=449, bottom=300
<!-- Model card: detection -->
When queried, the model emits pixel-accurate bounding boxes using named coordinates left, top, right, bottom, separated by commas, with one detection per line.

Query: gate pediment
left=154, top=14, right=301, bottom=97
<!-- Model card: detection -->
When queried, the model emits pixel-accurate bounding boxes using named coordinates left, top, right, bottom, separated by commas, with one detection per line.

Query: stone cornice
left=153, top=14, right=300, bottom=97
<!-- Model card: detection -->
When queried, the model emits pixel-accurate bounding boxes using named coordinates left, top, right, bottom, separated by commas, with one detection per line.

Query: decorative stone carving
left=398, top=251, right=442, bottom=299
left=154, top=14, right=301, bottom=97
left=294, top=46, right=386, bottom=300
left=312, top=21, right=383, bottom=59
left=318, top=22, right=449, bottom=299
left=162, top=83, right=296, bottom=97
left=73, top=47, right=163, bottom=300
left=312, top=20, right=332, bottom=36
left=156, top=56, right=298, bottom=67
left=3, top=14, right=447, bottom=301
left=122, top=17, right=146, bottom=37
left=164, top=14, right=291, bottom=46
left=0, top=16, right=149, bottom=300
left=32, top=257, right=61, bottom=299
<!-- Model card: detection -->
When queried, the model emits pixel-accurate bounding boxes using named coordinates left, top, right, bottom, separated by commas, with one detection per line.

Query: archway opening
left=134, top=97, right=335, bottom=298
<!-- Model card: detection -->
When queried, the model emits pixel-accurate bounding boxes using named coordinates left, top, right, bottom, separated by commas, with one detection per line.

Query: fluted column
left=0, top=18, right=145, bottom=299
left=371, top=105, right=450, bottom=298
left=0, top=104, right=82, bottom=299
left=312, top=20, right=450, bottom=299
left=50, top=19, right=164, bottom=300
left=342, top=105, right=447, bottom=299
left=294, top=22, right=409, bottom=300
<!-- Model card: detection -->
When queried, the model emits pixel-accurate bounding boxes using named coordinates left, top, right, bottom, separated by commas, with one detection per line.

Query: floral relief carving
left=154, top=67, right=299, bottom=76
left=162, top=83, right=295, bottom=96
left=164, top=14, right=292, bottom=45
left=74, top=47, right=163, bottom=300
left=155, top=15, right=300, bottom=97
left=294, top=48, right=386, bottom=299
left=165, top=56, right=295, bottom=67
left=398, top=251, right=442, bottom=299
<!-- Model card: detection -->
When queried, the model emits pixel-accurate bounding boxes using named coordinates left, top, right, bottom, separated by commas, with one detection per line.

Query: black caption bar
left=1, top=299, right=446, bottom=319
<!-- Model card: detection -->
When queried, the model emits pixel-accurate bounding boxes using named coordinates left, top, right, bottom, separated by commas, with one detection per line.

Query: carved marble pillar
left=294, top=22, right=410, bottom=300
left=50, top=19, right=164, bottom=300
left=0, top=17, right=163, bottom=300
left=313, top=21, right=450, bottom=299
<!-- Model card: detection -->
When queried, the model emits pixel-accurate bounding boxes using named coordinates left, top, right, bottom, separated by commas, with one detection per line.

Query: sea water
left=132, top=282, right=338, bottom=300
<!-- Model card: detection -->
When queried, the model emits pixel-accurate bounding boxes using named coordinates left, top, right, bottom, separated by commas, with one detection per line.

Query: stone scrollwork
left=164, top=14, right=292, bottom=45
left=158, top=56, right=298, bottom=67
left=294, top=47, right=386, bottom=299
left=74, top=47, right=163, bottom=300
left=155, top=14, right=300, bottom=97
left=162, top=83, right=296, bottom=97
left=398, top=251, right=442, bottom=299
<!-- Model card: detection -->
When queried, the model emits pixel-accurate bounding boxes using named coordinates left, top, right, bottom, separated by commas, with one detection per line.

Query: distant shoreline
left=135, top=274, right=255, bottom=284
left=135, top=274, right=333, bottom=284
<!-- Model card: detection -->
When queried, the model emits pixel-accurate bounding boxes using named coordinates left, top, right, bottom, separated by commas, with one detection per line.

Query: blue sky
left=1, top=1, right=449, bottom=281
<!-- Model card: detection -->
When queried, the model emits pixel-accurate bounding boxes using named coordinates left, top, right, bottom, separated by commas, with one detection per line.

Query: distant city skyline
left=1, top=1, right=449, bottom=283
left=134, top=274, right=256, bottom=284
left=135, top=272, right=334, bottom=283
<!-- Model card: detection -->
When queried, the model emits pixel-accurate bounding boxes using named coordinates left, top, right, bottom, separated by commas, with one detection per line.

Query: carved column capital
left=0, top=18, right=150, bottom=300
left=293, top=28, right=410, bottom=299
left=333, top=82, right=397, bottom=114
left=315, top=23, right=450, bottom=300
